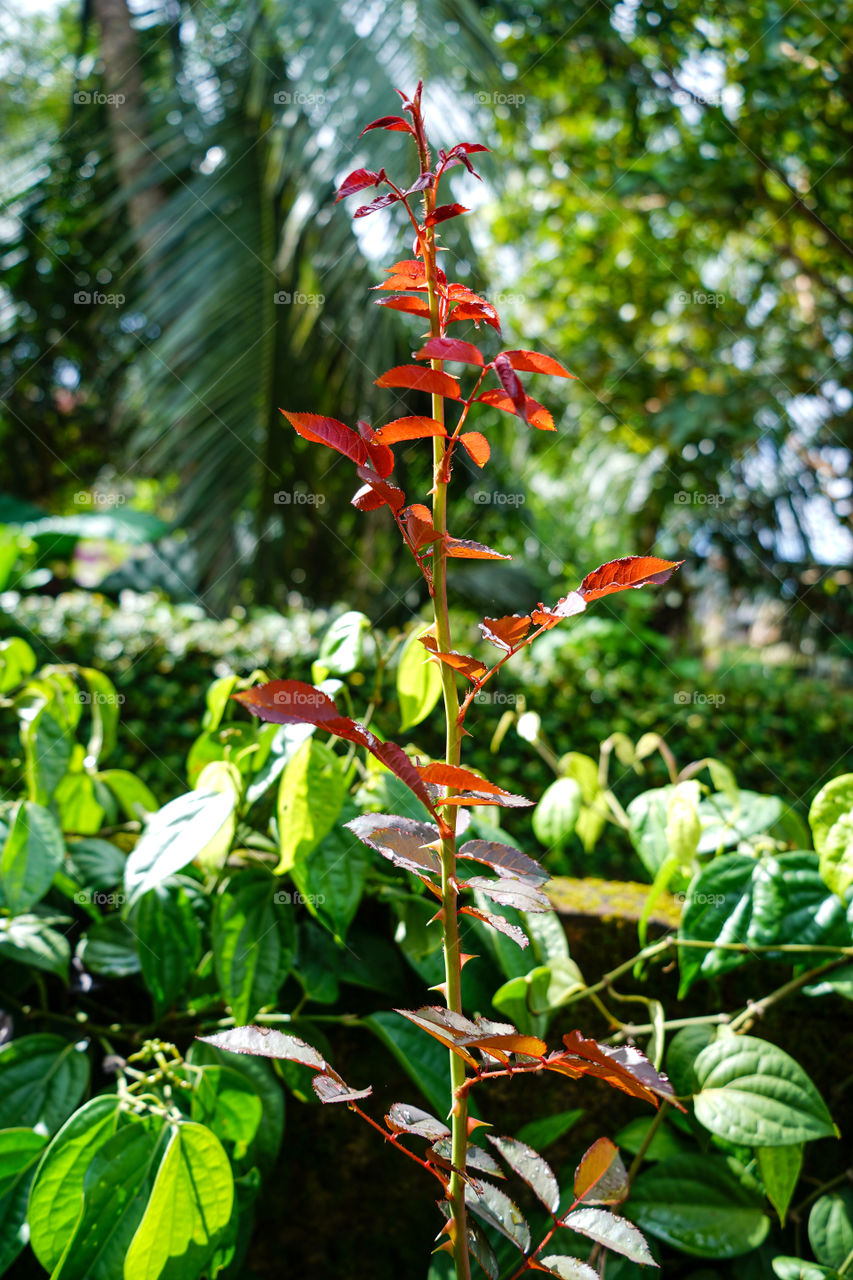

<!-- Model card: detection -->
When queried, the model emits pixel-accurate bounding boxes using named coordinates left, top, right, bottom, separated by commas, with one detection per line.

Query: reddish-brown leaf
left=579, top=556, right=684, bottom=602
left=448, top=302, right=502, bottom=333
left=457, top=839, right=548, bottom=885
left=375, top=295, right=433, bottom=317
left=459, top=432, right=490, bottom=467
left=354, top=192, right=402, bottom=218
left=335, top=167, right=384, bottom=202
left=281, top=411, right=368, bottom=464
left=502, top=349, right=575, bottom=379
left=574, top=1138, right=629, bottom=1206
left=462, top=876, right=551, bottom=912
left=493, top=353, right=528, bottom=422
left=477, top=389, right=555, bottom=432
left=546, top=1032, right=679, bottom=1110
left=426, top=203, right=469, bottom=226
left=197, top=1026, right=326, bottom=1068
left=345, top=813, right=441, bottom=877
left=351, top=466, right=405, bottom=513
left=394, top=1007, right=483, bottom=1068
left=531, top=592, right=586, bottom=629
left=373, top=416, right=447, bottom=445
left=312, top=1076, right=373, bottom=1105
left=385, top=1102, right=450, bottom=1141
left=479, top=615, right=532, bottom=652
left=376, top=365, right=462, bottom=399
left=460, top=905, right=529, bottom=949
left=462, top=1031, right=547, bottom=1061
left=402, top=503, right=441, bottom=550
left=420, top=634, right=488, bottom=682
left=359, top=115, right=414, bottom=136
left=414, top=337, right=485, bottom=366
left=418, top=763, right=533, bottom=808
left=357, top=420, right=395, bottom=479
left=446, top=537, right=511, bottom=561
left=373, top=259, right=430, bottom=290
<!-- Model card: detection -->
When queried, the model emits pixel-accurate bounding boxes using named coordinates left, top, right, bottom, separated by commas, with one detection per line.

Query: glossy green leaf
left=194, top=761, right=241, bottom=870
left=0, top=1127, right=48, bottom=1274
left=0, top=911, right=70, bottom=979
left=396, top=626, right=442, bottom=730
left=693, top=1034, right=836, bottom=1146
left=212, top=868, right=295, bottom=1024
left=20, top=706, right=72, bottom=805
left=0, top=800, right=64, bottom=913
left=626, top=787, right=674, bottom=876
left=66, top=837, right=126, bottom=890
left=124, top=788, right=235, bottom=900
left=290, top=810, right=369, bottom=941
left=96, top=770, right=158, bottom=822
left=757, top=1144, right=802, bottom=1226
left=276, top=737, right=348, bottom=874
left=312, top=610, right=370, bottom=681
left=810, top=774, right=853, bottom=898
left=135, top=881, right=202, bottom=1016
left=244, top=722, right=314, bottom=808
left=54, top=770, right=105, bottom=835
left=28, top=1095, right=122, bottom=1271
left=697, top=791, right=783, bottom=854
left=772, top=1257, right=844, bottom=1280
left=78, top=667, right=120, bottom=765
left=627, top=1154, right=768, bottom=1258
left=809, top=1190, right=853, bottom=1270
left=613, top=1117, right=690, bottom=1163
left=0, top=637, right=36, bottom=694
left=515, top=1108, right=583, bottom=1151
left=188, top=1040, right=284, bottom=1176
left=532, top=777, right=582, bottom=852
left=0, top=1035, right=90, bottom=1134
left=77, top=915, right=141, bottom=977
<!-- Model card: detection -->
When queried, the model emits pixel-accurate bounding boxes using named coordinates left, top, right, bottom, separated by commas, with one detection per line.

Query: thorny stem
left=418, top=118, right=471, bottom=1280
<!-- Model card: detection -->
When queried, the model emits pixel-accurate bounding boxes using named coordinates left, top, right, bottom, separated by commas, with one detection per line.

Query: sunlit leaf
left=312, top=1076, right=373, bottom=1104
left=420, top=635, right=488, bottom=682
left=374, top=416, right=446, bottom=444
left=426, top=203, right=469, bottom=225
left=547, top=1032, right=678, bottom=1109
left=198, top=1026, right=326, bottom=1070
left=574, top=1137, right=629, bottom=1206
left=477, top=388, right=554, bottom=430
left=345, top=812, right=441, bottom=877
left=578, top=556, right=683, bottom=602
left=280, top=411, right=367, bottom=465
left=385, top=1102, right=449, bottom=1141
left=480, top=615, right=532, bottom=652
left=418, top=763, right=532, bottom=808
left=446, top=536, right=511, bottom=560
left=335, top=168, right=383, bottom=202
left=359, top=115, right=414, bottom=136
left=458, top=839, right=547, bottom=884
left=502, top=350, right=574, bottom=378
left=460, top=905, right=529, bottom=949
left=376, top=365, right=461, bottom=398
left=462, top=876, right=550, bottom=912
left=415, top=337, right=485, bottom=366
left=459, top=432, right=491, bottom=466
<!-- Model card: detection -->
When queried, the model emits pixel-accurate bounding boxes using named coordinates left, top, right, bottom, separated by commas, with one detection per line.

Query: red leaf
left=357, top=420, right=395, bottom=479
left=380, top=259, right=443, bottom=288
left=531, top=592, right=586, bottom=629
left=479, top=615, right=532, bottom=652
left=402, top=503, right=441, bottom=550
left=346, top=813, right=441, bottom=878
left=578, top=556, right=684, bottom=602
left=359, top=115, right=414, bottom=136
left=414, top=337, right=485, bottom=366
left=502, top=349, right=575, bottom=379
left=335, top=168, right=383, bottom=202
left=493, top=353, right=528, bottom=422
left=446, top=537, right=511, bottom=561
left=375, top=295, right=432, bottom=317
left=547, top=1032, right=680, bottom=1110
left=312, top=1076, right=373, bottom=1105
left=477, top=389, right=555, bottom=432
left=449, top=143, right=490, bottom=156
left=281, top=411, right=368, bottom=465
left=447, top=284, right=491, bottom=305
left=395, top=1006, right=483, bottom=1068
left=354, top=192, right=402, bottom=218
left=420, top=634, right=488, bottom=682
left=373, top=416, right=447, bottom=445
left=352, top=466, right=405, bottom=513
left=448, top=302, right=502, bottom=333
left=459, top=432, right=490, bottom=467
left=376, top=365, right=462, bottom=399
left=232, top=680, right=435, bottom=814
left=457, top=839, right=548, bottom=885
left=418, top=763, right=532, bottom=808
left=574, top=1138, right=629, bottom=1206
left=425, top=203, right=469, bottom=226
left=460, top=905, right=529, bottom=949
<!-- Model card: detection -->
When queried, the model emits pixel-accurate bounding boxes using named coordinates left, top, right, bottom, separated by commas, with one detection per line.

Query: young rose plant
left=203, top=82, right=684, bottom=1280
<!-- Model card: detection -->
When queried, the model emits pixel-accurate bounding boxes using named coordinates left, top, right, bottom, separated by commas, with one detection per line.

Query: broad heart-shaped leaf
left=212, top=869, right=295, bottom=1024
left=0, top=800, right=64, bottom=913
left=418, top=763, right=533, bottom=808
left=462, top=875, right=550, bottom=912
left=123, top=788, right=235, bottom=901
left=480, top=614, right=532, bottom=652
left=77, top=915, right=141, bottom=978
left=487, top=1134, right=560, bottom=1212
left=415, top=336, right=484, bottom=365
left=809, top=1190, right=853, bottom=1268
left=548, top=1033, right=679, bottom=1110
left=539, top=1258, right=599, bottom=1280
left=373, top=415, right=447, bottom=445
left=626, top=1153, right=768, bottom=1258
left=281, top=410, right=368, bottom=464
left=772, top=1258, right=844, bottom=1280
left=532, top=777, right=582, bottom=852
left=233, top=680, right=436, bottom=814
left=574, top=1137, right=629, bottom=1206
left=198, top=1025, right=326, bottom=1069
left=460, top=432, right=490, bottom=466
left=28, top=1096, right=122, bottom=1271
left=578, top=556, right=683, bottom=601
left=420, top=635, right=488, bottom=682
left=188, top=1040, right=283, bottom=1177
left=465, top=1179, right=531, bottom=1253
left=0, top=1127, right=48, bottom=1274
left=458, top=839, right=547, bottom=885
left=692, top=1033, right=836, bottom=1146
left=397, top=626, right=443, bottom=730
left=385, top=1102, right=449, bottom=1141
left=0, top=1035, right=90, bottom=1134
left=757, top=1144, right=803, bottom=1226
left=561, top=1207, right=656, bottom=1266
left=0, top=912, right=70, bottom=979
left=375, top=365, right=462, bottom=398
left=477, top=387, right=555, bottom=431
left=810, top=773, right=853, bottom=897
left=502, top=349, right=574, bottom=378
left=345, top=813, right=441, bottom=878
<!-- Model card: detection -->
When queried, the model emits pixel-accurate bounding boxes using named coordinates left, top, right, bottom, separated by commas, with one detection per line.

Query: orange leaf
left=415, top=337, right=485, bottom=366
left=446, top=537, right=511, bottom=560
left=479, top=615, right=532, bottom=652
left=373, top=416, right=446, bottom=445
left=531, top=592, right=586, bottom=629
left=420, top=634, right=488, bottom=681
left=281, top=411, right=368, bottom=464
left=459, top=432, right=490, bottom=466
left=375, top=295, right=432, bottom=317
left=579, top=556, right=684, bottom=601
left=502, top=349, right=574, bottom=379
left=376, top=365, right=462, bottom=399
left=477, top=389, right=555, bottom=431
left=574, top=1137, right=629, bottom=1206
left=402, top=503, right=440, bottom=550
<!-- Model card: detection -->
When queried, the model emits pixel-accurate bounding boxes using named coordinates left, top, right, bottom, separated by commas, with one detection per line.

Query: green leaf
left=0, top=800, right=64, bottom=913
left=772, top=1258, right=844, bottom=1280
left=757, top=1144, right=802, bottom=1226
left=20, top=706, right=72, bottom=805
left=122, top=1122, right=233, bottom=1280
left=276, top=738, right=348, bottom=874
left=66, top=837, right=126, bottom=890
left=188, top=1040, right=284, bottom=1176
left=627, top=1154, right=769, bottom=1258
left=809, top=1190, right=853, bottom=1269
left=0, top=912, right=70, bottom=979
left=0, top=1035, right=90, bottom=1134
left=0, top=637, right=36, bottom=694
left=212, top=868, right=295, bottom=1024
left=312, top=610, right=370, bottom=681
left=515, top=1109, right=583, bottom=1151
left=124, top=788, right=235, bottom=900
left=697, top=791, right=784, bottom=854
left=665, top=781, right=701, bottom=864
left=627, top=787, right=675, bottom=876
left=135, top=881, right=202, bottom=1016
left=693, top=1034, right=837, bottom=1146
left=96, top=770, right=158, bottom=822
left=202, top=674, right=240, bottom=732
left=561, top=1207, right=655, bottom=1266
left=396, top=626, right=442, bottom=730
left=810, top=774, right=853, bottom=898
left=245, top=722, right=313, bottom=808
left=28, top=1095, right=122, bottom=1271
left=290, top=809, right=369, bottom=941
left=54, top=770, right=105, bottom=836
left=78, top=667, right=120, bottom=765
left=77, top=915, right=141, bottom=977
left=0, top=1127, right=48, bottom=1274
left=194, top=761, right=241, bottom=870
left=189, top=1064, right=262, bottom=1158
left=532, top=777, right=582, bottom=852
left=614, top=1117, right=691, bottom=1163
